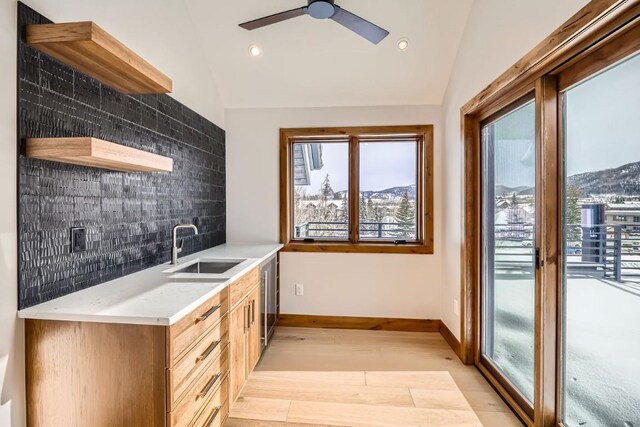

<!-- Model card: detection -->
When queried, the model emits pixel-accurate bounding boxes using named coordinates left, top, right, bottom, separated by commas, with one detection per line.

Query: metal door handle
left=251, top=299, right=255, bottom=325
left=246, top=303, right=251, bottom=331
left=263, top=270, right=268, bottom=346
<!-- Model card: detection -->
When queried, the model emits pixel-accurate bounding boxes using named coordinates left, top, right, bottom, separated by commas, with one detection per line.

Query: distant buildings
left=605, top=202, right=640, bottom=232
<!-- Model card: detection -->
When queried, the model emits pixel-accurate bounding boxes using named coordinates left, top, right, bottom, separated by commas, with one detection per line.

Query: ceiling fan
left=239, top=0, right=390, bottom=45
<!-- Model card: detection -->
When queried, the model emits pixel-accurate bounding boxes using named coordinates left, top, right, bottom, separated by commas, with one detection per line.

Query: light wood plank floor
left=225, top=327, right=523, bottom=427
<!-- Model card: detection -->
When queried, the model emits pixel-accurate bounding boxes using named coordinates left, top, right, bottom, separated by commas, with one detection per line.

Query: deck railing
left=492, top=223, right=640, bottom=282
left=294, top=221, right=416, bottom=239
left=294, top=221, right=640, bottom=282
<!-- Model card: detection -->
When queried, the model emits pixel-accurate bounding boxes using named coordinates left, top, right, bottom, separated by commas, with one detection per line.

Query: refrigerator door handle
left=263, top=270, right=268, bottom=346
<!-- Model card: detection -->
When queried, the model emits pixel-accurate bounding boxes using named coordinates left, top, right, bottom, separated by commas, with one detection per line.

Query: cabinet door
left=229, top=302, right=248, bottom=403
left=247, top=286, right=262, bottom=373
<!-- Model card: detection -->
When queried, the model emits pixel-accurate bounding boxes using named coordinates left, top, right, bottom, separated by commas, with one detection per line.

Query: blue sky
left=305, top=141, right=417, bottom=194
left=492, top=52, right=639, bottom=188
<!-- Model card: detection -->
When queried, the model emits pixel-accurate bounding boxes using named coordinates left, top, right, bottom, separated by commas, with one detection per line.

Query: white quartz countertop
left=18, top=243, right=282, bottom=326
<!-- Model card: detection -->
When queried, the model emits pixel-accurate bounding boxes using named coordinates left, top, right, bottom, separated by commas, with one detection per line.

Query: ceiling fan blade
left=239, top=7, right=308, bottom=30
left=330, top=6, right=389, bottom=44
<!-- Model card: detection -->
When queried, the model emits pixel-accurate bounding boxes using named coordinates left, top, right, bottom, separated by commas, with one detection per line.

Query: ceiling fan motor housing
left=308, top=0, right=337, bottom=19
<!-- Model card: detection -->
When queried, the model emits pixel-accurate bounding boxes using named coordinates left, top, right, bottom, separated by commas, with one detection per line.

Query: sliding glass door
left=470, top=11, right=640, bottom=427
left=480, top=96, right=537, bottom=416
left=560, top=51, right=640, bottom=427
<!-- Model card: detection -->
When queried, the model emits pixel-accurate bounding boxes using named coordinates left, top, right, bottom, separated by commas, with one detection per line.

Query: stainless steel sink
left=173, top=260, right=242, bottom=274
left=162, top=257, right=252, bottom=278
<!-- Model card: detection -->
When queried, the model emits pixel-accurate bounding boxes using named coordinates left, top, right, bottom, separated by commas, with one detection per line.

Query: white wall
left=226, top=106, right=445, bottom=319
left=439, top=0, right=590, bottom=338
left=1, top=1, right=22, bottom=425
left=1, top=0, right=227, bottom=425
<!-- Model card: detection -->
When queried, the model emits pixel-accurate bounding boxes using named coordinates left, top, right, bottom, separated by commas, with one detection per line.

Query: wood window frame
left=279, top=125, right=434, bottom=254
left=459, top=1, right=640, bottom=427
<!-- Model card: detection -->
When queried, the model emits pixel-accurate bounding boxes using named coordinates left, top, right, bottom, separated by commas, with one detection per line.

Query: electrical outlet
left=70, top=227, right=87, bottom=253
left=295, top=283, right=304, bottom=296
left=454, top=299, right=460, bottom=316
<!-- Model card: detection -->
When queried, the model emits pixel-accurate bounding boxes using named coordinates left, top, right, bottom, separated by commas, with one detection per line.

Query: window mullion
left=349, top=135, right=360, bottom=243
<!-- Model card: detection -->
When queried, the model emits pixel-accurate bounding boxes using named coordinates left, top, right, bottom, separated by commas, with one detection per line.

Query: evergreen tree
left=317, top=174, right=335, bottom=237
left=373, top=205, right=387, bottom=238
left=507, top=193, right=524, bottom=224
left=359, top=194, right=369, bottom=222
left=366, top=198, right=374, bottom=221
left=338, top=193, right=348, bottom=225
left=394, top=191, right=415, bottom=238
left=566, top=185, right=582, bottom=242
left=320, top=174, right=334, bottom=203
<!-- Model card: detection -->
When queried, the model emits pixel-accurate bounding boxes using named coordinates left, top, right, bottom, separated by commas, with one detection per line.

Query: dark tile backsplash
left=17, top=3, right=226, bottom=309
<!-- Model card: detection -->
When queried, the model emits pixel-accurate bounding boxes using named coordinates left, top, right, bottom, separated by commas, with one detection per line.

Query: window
left=280, top=126, right=433, bottom=254
left=481, top=97, right=536, bottom=408
left=561, top=51, right=640, bottom=427
left=292, top=141, right=349, bottom=240
left=633, top=216, right=640, bottom=223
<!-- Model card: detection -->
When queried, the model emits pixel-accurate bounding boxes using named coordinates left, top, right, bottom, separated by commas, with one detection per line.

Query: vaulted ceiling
left=185, top=0, right=473, bottom=109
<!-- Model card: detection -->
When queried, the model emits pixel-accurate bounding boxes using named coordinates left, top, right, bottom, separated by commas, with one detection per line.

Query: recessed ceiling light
left=248, top=44, right=262, bottom=58
left=397, top=38, right=410, bottom=51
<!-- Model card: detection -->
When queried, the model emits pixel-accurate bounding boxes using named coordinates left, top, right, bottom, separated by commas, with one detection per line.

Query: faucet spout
left=171, top=224, right=199, bottom=264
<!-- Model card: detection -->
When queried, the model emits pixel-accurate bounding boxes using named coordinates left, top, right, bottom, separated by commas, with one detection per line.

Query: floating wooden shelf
left=26, top=21, right=172, bottom=94
left=25, top=138, right=173, bottom=172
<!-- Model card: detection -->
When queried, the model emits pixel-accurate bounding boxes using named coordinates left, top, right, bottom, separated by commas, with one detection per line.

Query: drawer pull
left=196, top=339, right=222, bottom=362
left=203, top=406, right=221, bottom=427
left=197, top=304, right=221, bottom=323
left=197, top=372, right=222, bottom=400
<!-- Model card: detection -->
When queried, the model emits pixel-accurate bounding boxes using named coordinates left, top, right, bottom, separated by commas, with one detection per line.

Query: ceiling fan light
left=308, top=0, right=336, bottom=19
left=397, top=38, right=410, bottom=51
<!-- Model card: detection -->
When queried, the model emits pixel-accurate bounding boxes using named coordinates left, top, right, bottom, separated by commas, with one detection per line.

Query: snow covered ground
left=492, top=276, right=640, bottom=426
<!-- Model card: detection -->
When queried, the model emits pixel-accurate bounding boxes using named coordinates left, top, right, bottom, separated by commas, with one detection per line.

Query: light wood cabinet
left=247, top=285, right=262, bottom=372
left=25, top=266, right=265, bottom=427
left=228, top=267, right=262, bottom=404
left=229, top=301, right=248, bottom=402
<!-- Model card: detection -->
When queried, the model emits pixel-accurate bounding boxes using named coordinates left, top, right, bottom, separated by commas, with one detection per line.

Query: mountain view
left=335, top=184, right=417, bottom=200
left=294, top=175, right=417, bottom=240
left=567, top=160, right=640, bottom=196
left=496, top=160, right=640, bottom=197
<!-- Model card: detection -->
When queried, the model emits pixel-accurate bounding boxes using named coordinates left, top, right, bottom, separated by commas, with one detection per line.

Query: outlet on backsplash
left=70, top=227, right=87, bottom=253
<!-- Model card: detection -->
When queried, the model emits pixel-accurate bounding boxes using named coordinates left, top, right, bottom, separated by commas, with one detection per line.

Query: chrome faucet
left=171, top=224, right=198, bottom=264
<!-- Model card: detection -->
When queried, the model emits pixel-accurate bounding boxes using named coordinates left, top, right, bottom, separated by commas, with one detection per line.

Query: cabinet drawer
left=168, top=318, right=229, bottom=409
left=189, top=390, right=228, bottom=427
left=229, top=267, right=260, bottom=308
left=169, top=289, right=229, bottom=363
left=168, top=354, right=229, bottom=427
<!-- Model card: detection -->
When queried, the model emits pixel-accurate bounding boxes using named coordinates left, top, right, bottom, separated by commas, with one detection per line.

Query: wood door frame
left=460, top=1, right=640, bottom=426
left=469, top=87, right=538, bottom=426
left=552, top=20, right=640, bottom=427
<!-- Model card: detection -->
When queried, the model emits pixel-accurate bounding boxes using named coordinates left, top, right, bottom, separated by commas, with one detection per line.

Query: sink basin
left=163, top=258, right=253, bottom=279
left=173, top=260, right=242, bottom=274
